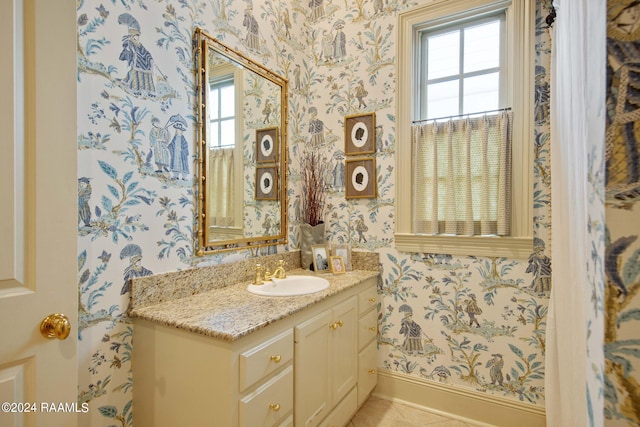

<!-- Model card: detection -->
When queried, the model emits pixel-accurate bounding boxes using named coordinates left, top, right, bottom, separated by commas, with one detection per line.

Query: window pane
left=464, top=20, right=500, bottom=74
left=220, top=85, right=235, bottom=117
left=463, top=72, right=499, bottom=115
left=220, top=119, right=235, bottom=146
left=427, top=30, right=459, bottom=80
left=209, top=88, right=219, bottom=118
left=209, top=122, right=219, bottom=148
left=427, top=80, right=459, bottom=119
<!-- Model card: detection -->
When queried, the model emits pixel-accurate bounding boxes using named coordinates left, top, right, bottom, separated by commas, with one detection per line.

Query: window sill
left=394, top=233, right=533, bottom=259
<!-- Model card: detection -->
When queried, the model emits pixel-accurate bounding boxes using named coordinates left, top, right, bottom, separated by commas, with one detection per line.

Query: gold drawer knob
left=270, top=354, right=282, bottom=363
left=368, top=369, right=376, bottom=375
left=369, top=327, right=376, bottom=332
left=269, top=403, right=280, bottom=411
left=368, top=297, right=376, bottom=303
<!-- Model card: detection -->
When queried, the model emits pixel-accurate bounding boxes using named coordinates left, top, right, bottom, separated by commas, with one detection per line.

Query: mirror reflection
left=195, top=28, right=288, bottom=255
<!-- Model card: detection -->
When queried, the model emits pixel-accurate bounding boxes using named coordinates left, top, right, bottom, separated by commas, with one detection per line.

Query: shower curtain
left=546, top=0, right=606, bottom=426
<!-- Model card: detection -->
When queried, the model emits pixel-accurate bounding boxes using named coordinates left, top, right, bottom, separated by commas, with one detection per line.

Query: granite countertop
left=128, top=269, right=379, bottom=342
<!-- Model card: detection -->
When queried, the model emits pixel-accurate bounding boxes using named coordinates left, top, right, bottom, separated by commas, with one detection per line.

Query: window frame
left=395, top=0, right=534, bottom=258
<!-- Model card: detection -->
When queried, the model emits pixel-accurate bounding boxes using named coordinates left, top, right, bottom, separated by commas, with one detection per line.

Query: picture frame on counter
left=332, top=244, right=353, bottom=271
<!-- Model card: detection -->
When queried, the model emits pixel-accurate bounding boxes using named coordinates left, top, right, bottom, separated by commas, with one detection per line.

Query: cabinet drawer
left=358, top=286, right=378, bottom=315
left=358, top=308, right=377, bottom=350
left=357, top=340, right=377, bottom=407
left=239, top=366, right=293, bottom=427
left=239, top=329, right=293, bottom=391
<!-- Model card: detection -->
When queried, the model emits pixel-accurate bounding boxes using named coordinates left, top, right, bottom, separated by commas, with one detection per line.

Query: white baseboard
left=373, top=370, right=546, bottom=427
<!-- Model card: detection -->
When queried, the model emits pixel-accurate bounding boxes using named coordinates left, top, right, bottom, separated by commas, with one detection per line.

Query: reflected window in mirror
left=208, top=76, right=236, bottom=148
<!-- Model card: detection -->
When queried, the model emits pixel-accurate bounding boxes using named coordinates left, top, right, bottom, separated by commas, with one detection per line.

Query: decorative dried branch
left=301, top=149, right=328, bottom=226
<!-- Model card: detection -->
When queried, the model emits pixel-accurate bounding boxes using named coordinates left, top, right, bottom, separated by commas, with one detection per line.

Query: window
left=418, top=14, right=505, bottom=120
left=396, top=0, right=533, bottom=258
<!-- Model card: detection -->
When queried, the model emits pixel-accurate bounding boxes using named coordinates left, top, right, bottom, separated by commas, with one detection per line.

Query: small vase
left=300, top=222, right=325, bottom=270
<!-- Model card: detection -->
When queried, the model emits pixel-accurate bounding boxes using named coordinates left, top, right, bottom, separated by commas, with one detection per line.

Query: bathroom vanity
left=129, top=263, right=379, bottom=427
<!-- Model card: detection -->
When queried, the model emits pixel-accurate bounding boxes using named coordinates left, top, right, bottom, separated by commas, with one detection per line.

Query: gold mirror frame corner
left=195, top=28, right=288, bottom=255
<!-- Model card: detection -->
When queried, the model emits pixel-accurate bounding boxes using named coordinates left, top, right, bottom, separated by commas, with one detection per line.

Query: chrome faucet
left=265, top=260, right=287, bottom=280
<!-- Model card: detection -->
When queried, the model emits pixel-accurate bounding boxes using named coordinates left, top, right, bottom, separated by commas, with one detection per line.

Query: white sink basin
left=247, top=275, right=330, bottom=297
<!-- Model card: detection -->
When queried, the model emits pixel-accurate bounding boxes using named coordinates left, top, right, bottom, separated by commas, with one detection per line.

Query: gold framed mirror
left=195, top=28, right=288, bottom=255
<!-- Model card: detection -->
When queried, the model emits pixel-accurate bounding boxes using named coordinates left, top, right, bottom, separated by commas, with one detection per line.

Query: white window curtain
left=208, top=147, right=236, bottom=227
left=412, top=111, right=512, bottom=236
left=545, top=0, right=605, bottom=426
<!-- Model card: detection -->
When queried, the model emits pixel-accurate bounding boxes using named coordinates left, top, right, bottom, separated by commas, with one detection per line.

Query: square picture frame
left=344, top=112, right=375, bottom=156
left=345, top=157, right=377, bottom=199
left=329, top=256, right=346, bottom=274
left=311, top=244, right=331, bottom=273
left=256, top=127, right=279, bottom=163
left=331, top=244, right=353, bottom=271
left=255, top=166, right=278, bottom=200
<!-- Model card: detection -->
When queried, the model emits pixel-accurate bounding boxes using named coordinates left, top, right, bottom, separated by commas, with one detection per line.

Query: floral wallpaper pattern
left=604, top=0, right=640, bottom=425
left=74, top=0, right=599, bottom=425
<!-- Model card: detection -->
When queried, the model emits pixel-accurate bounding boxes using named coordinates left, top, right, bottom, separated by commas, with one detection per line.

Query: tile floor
left=348, top=395, right=481, bottom=427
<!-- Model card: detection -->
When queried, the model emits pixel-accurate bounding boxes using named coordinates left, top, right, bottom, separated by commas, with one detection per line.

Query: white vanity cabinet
left=132, top=275, right=377, bottom=427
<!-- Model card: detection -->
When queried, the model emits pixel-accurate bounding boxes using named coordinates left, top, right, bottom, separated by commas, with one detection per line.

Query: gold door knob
left=368, top=369, right=376, bottom=375
left=40, top=313, right=71, bottom=340
left=368, top=297, right=376, bottom=303
left=269, top=403, right=280, bottom=411
left=270, top=354, right=282, bottom=363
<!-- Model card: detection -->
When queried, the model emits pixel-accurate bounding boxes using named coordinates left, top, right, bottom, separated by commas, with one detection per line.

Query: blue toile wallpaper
left=73, top=0, right=603, bottom=426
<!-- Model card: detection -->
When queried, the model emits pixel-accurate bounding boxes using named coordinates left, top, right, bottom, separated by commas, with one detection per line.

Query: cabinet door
left=330, top=296, right=358, bottom=406
left=295, top=310, right=332, bottom=427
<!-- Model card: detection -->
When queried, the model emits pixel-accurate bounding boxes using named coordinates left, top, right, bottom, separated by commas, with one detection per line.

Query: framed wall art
left=256, top=127, right=279, bottom=163
left=344, top=112, right=375, bottom=156
left=255, top=166, right=278, bottom=200
left=345, top=157, right=377, bottom=199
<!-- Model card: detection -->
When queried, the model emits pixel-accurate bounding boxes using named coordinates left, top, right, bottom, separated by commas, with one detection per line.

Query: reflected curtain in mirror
left=209, top=147, right=236, bottom=227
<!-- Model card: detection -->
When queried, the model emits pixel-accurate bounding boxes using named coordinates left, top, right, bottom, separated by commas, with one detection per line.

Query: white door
left=0, top=1, right=77, bottom=426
